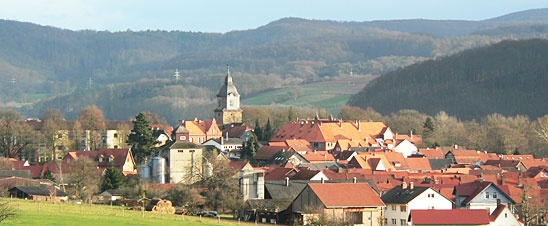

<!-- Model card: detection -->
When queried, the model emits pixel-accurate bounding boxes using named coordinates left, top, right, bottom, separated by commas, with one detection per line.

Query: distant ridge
left=485, top=8, right=548, bottom=22
left=348, top=39, right=548, bottom=120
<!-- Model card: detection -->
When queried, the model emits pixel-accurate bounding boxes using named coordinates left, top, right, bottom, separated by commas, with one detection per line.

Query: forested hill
left=348, top=39, right=548, bottom=120
left=1, top=8, right=548, bottom=122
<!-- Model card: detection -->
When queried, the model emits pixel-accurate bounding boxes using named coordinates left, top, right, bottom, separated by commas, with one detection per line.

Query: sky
left=0, top=0, right=547, bottom=33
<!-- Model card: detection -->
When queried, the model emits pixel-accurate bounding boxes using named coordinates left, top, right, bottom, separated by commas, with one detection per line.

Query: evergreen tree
left=288, top=106, right=296, bottom=122
left=101, top=166, right=125, bottom=192
left=263, top=118, right=274, bottom=141
left=42, top=168, right=56, bottom=182
left=241, top=134, right=260, bottom=160
left=254, top=118, right=263, bottom=141
left=423, top=117, right=435, bottom=135
left=127, top=112, right=158, bottom=165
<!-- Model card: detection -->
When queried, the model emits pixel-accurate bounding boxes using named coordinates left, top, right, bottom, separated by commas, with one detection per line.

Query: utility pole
left=88, top=76, right=93, bottom=89
left=174, top=69, right=181, bottom=83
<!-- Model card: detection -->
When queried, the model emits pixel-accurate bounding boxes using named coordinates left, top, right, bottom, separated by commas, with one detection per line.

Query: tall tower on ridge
left=214, top=65, right=242, bottom=126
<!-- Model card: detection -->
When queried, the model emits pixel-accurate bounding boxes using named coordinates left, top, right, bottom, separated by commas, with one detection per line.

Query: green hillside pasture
left=1, top=198, right=270, bottom=226
left=243, top=75, right=377, bottom=115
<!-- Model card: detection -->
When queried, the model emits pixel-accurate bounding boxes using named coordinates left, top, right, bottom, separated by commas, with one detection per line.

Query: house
left=202, top=137, right=243, bottom=159
left=489, top=204, right=521, bottom=226
left=223, top=123, right=254, bottom=142
left=409, top=209, right=491, bottom=226
left=419, top=148, right=444, bottom=159
left=455, top=181, right=516, bottom=213
left=254, top=146, right=287, bottom=165
left=405, top=158, right=432, bottom=172
left=9, top=186, right=68, bottom=202
left=382, top=182, right=453, bottom=226
left=483, top=160, right=527, bottom=172
left=291, top=182, right=385, bottom=226
left=172, top=118, right=222, bottom=145
left=271, top=117, right=391, bottom=151
left=150, top=124, right=173, bottom=147
left=393, top=139, right=418, bottom=157
left=63, top=148, right=136, bottom=176
left=161, top=142, right=203, bottom=184
left=238, top=164, right=265, bottom=201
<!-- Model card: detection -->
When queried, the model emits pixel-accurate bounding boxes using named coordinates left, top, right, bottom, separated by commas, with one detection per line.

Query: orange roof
left=300, top=151, right=335, bottom=162
left=419, top=148, right=444, bottom=159
left=285, top=139, right=313, bottom=152
left=271, top=119, right=387, bottom=144
left=396, top=134, right=423, bottom=145
left=501, top=155, right=534, bottom=161
left=406, top=158, right=432, bottom=171
left=308, top=183, right=385, bottom=208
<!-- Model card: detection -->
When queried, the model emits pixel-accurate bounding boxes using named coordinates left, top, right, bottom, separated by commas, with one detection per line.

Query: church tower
left=214, top=65, right=243, bottom=126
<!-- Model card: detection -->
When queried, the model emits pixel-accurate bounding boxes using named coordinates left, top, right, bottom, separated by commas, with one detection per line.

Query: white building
left=382, top=182, right=453, bottom=226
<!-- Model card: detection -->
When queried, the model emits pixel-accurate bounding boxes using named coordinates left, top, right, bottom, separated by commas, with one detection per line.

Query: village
left=0, top=67, right=547, bottom=226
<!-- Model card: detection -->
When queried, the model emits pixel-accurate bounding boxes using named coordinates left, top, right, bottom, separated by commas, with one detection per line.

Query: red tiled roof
left=228, top=161, right=250, bottom=172
left=406, top=157, right=432, bottom=171
left=291, top=169, right=321, bottom=180
left=489, top=204, right=506, bottom=222
left=419, top=148, right=444, bottom=159
left=308, top=183, right=385, bottom=208
left=410, top=209, right=490, bottom=225
left=255, top=146, right=286, bottom=160
left=223, top=123, right=252, bottom=138
left=264, top=167, right=296, bottom=180
left=271, top=119, right=387, bottom=144
left=300, top=151, right=335, bottom=162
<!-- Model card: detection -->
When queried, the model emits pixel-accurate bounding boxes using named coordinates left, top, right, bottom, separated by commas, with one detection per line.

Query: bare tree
left=0, top=110, right=38, bottom=158
left=533, top=115, right=548, bottom=144
left=0, top=201, right=15, bottom=222
left=78, top=106, right=106, bottom=151
left=66, top=156, right=101, bottom=202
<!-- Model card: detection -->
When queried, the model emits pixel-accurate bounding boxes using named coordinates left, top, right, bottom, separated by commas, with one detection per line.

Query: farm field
left=1, top=199, right=271, bottom=226
left=242, top=75, right=377, bottom=115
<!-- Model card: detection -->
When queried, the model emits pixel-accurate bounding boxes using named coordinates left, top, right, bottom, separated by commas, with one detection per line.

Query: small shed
left=9, top=186, right=68, bottom=202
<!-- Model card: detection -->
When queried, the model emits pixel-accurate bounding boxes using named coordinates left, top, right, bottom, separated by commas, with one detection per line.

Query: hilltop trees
left=0, top=110, right=37, bottom=158
left=78, top=106, right=105, bottom=151
left=127, top=112, right=158, bottom=165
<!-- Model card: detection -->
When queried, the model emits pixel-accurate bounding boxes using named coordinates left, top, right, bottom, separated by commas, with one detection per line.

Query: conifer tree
left=263, top=118, right=274, bottom=141
left=127, top=112, right=158, bottom=164
left=254, top=118, right=263, bottom=141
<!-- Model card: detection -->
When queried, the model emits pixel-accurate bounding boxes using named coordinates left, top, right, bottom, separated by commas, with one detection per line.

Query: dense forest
left=1, top=8, right=548, bottom=122
left=349, top=39, right=548, bottom=120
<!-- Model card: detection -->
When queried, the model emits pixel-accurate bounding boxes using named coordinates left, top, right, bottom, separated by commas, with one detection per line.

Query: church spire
left=225, top=64, right=233, bottom=85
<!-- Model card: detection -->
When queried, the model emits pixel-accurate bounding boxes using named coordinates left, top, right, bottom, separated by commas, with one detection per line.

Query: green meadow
left=1, top=199, right=270, bottom=226
left=242, top=75, right=376, bottom=115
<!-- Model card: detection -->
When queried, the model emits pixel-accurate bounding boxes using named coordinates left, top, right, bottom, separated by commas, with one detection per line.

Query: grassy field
left=242, top=75, right=377, bottom=115
left=1, top=198, right=273, bottom=226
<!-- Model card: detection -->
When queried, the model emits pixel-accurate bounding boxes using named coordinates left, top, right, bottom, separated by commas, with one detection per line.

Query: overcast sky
left=0, top=0, right=546, bottom=32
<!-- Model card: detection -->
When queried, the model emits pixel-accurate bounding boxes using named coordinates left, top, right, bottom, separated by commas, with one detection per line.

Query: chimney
left=409, top=182, right=414, bottom=190
left=402, top=181, right=408, bottom=190
left=358, top=120, right=361, bottom=131
left=518, top=172, right=522, bottom=187
left=225, top=132, right=229, bottom=139
left=353, top=177, right=357, bottom=183
left=339, top=120, right=343, bottom=129
left=454, top=144, right=458, bottom=149
left=410, top=130, right=413, bottom=139
left=501, top=175, right=505, bottom=185
left=321, top=177, right=325, bottom=184
left=285, top=177, right=290, bottom=187
left=497, top=199, right=501, bottom=206
left=221, top=136, right=224, bottom=145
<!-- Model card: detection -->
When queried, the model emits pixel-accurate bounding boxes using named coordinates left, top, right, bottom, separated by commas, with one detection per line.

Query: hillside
left=348, top=39, right=548, bottom=120
left=1, top=8, right=548, bottom=121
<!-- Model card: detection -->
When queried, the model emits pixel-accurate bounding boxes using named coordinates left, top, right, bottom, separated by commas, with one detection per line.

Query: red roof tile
left=308, top=183, right=385, bottom=208
left=411, top=209, right=490, bottom=225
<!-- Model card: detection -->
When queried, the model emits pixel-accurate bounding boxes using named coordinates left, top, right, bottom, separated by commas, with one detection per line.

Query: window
left=400, top=205, right=407, bottom=212
left=431, top=193, right=434, bottom=198
left=57, top=134, right=63, bottom=139
left=505, top=213, right=507, bottom=218
left=391, top=219, right=396, bottom=225
left=114, top=133, right=118, bottom=138
left=180, top=136, right=186, bottom=140
left=391, top=205, right=396, bottom=211
left=485, top=192, right=490, bottom=199
left=99, top=157, right=103, bottom=162
left=493, top=192, right=497, bottom=198
left=114, top=145, right=118, bottom=149
left=400, top=219, right=406, bottom=225
left=189, top=137, right=193, bottom=142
